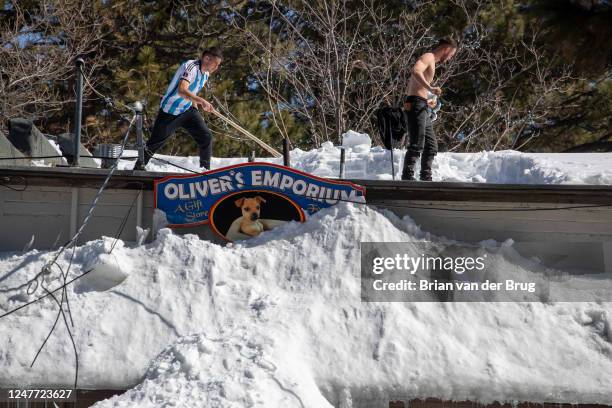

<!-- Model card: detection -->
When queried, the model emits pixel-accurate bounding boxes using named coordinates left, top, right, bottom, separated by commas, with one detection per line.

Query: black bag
left=375, top=105, right=408, bottom=150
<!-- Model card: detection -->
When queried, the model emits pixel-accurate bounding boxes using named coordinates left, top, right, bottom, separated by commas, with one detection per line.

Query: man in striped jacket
left=135, top=47, right=222, bottom=171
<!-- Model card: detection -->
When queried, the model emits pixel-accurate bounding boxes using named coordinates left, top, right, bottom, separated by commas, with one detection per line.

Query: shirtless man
left=402, top=38, right=457, bottom=181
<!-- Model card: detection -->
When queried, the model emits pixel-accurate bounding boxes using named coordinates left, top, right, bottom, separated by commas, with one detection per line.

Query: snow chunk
left=341, top=130, right=372, bottom=149
left=75, top=254, right=128, bottom=293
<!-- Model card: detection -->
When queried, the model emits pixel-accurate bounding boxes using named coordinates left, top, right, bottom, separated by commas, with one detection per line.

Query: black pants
left=402, top=96, right=437, bottom=180
left=144, top=107, right=213, bottom=169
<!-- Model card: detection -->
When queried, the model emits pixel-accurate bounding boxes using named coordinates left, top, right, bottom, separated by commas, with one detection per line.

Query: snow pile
left=434, top=151, right=612, bottom=184
left=119, top=131, right=612, bottom=185
left=1, top=204, right=612, bottom=407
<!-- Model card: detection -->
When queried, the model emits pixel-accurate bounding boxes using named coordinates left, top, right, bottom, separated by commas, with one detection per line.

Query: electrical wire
left=3, top=108, right=137, bottom=392
left=0, top=187, right=143, bottom=319
left=0, top=155, right=65, bottom=160
left=23, top=116, right=137, bottom=298
left=0, top=268, right=95, bottom=320
left=30, top=260, right=77, bottom=391
left=0, top=153, right=141, bottom=161
left=0, top=66, right=149, bottom=393
left=0, top=175, right=27, bottom=191
left=62, top=117, right=136, bottom=249
left=110, top=184, right=144, bottom=253
left=26, top=187, right=142, bottom=392
left=2, top=180, right=143, bottom=392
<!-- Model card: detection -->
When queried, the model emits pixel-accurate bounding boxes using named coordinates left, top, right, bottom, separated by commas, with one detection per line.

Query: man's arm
left=411, top=54, right=441, bottom=96
left=178, top=79, right=214, bottom=112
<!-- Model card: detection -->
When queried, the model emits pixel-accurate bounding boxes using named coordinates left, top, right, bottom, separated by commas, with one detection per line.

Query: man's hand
left=430, top=86, right=442, bottom=96
left=201, top=100, right=214, bottom=113
left=194, top=97, right=214, bottom=113
left=427, top=99, right=437, bottom=108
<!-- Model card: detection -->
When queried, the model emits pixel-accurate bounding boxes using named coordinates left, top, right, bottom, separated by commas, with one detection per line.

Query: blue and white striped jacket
left=160, top=59, right=209, bottom=115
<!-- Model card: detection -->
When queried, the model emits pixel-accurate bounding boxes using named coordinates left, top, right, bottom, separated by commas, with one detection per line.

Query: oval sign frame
left=209, top=189, right=306, bottom=241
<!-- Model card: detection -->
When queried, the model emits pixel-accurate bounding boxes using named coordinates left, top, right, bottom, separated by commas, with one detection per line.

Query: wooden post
left=72, top=58, right=84, bottom=166
left=134, top=101, right=144, bottom=167
left=339, top=147, right=346, bottom=179
left=283, top=138, right=290, bottom=167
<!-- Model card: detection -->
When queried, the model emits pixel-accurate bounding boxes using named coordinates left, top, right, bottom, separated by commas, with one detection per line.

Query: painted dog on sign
left=234, top=196, right=267, bottom=237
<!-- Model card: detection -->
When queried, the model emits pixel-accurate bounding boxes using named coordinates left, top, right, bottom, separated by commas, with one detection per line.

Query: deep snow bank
left=117, top=131, right=612, bottom=185
left=1, top=204, right=612, bottom=407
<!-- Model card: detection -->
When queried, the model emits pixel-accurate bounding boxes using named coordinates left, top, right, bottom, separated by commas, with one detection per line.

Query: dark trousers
left=144, top=107, right=213, bottom=169
left=402, top=96, right=437, bottom=180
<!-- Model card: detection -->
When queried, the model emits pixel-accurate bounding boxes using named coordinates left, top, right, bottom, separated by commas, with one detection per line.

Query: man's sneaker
left=401, top=173, right=416, bottom=181
left=420, top=175, right=433, bottom=182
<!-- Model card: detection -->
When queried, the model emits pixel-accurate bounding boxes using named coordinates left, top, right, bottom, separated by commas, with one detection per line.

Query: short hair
left=436, top=37, right=458, bottom=49
left=202, top=47, right=223, bottom=60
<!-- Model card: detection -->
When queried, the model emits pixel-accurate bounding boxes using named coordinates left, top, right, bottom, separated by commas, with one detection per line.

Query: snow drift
left=118, top=131, right=612, bottom=185
left=1, top=203, right=611, bottom=407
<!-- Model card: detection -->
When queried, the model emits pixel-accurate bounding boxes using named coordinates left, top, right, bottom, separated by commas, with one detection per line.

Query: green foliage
left=5, top=0, right=611, bottom=154
left=524, top=0, right=612, bottom=74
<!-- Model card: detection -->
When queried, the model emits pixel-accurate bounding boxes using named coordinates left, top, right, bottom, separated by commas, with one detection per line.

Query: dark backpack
left=375, top=105, right=408, bottom=150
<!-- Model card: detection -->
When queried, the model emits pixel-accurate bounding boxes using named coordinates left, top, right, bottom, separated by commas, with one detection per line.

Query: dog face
left=235, top=196, right=266, bottom=221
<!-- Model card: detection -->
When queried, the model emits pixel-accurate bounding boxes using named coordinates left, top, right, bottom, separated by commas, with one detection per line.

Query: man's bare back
left=407, top=52, right=442, bottom=99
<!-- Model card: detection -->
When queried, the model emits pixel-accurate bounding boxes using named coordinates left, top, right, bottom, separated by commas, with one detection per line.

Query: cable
left=0, top=67, right=144, bottom=393
left=5, top=264, right=82, bottom=391
left=19, top=185, right=143, bottom=391
left=0, top=155, right=65, bottom=160
left=29, top=273, right=65, bottom=368
left=110, top=185, right=144, bottom=253
left=29, top=260, right=75, bottom=375
left=3, top=182, right=142, bottom=390
left=0, top=267, right=95, bottom=320
left=24, top=115, right=136, bottom=302
left=0, top=175, right=27, bottom=191
left=0, top=154, right=141, bottom=161
left=66, top=117, right=137, bottom=246
left=149, top=155, right=207, bottom=174
left=1, top=185, right=143, bottom=360
left=62, top=250, right=77, bottom=328
left=35, top=263, right=79, bottom=389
